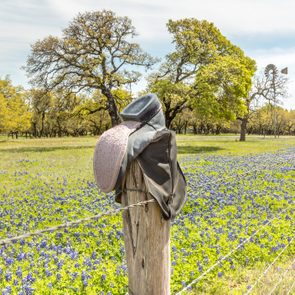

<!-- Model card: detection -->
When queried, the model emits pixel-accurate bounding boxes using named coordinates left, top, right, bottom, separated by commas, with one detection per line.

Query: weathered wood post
left=122, top=160, right=171, bottom=295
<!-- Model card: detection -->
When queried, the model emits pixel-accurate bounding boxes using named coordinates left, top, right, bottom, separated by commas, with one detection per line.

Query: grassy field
left=0, top=135, right=294, bottom=294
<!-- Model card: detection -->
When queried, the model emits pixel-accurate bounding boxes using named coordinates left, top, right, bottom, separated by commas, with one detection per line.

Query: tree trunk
left=40, top=112, right=45, bottom=137
left=57, top=119, right=62, bottom=137
left=32, top=122, right=37, bottom=137
left=122, top=161, right=170, bottom=295
left=239, top=118, right=247, bottom=141
left=165, top=114, right=172, bottom=129
left=193, top=125, right=197, bottom=134
left=184, top=122, right=188, bottom=134
left=102, top=89, right=121, bottom=127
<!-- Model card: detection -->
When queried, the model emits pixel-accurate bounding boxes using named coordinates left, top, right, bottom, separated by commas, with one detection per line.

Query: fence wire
left=0, top=155, right=294, bottom=246
left=0, top=151, right=293, bottom=295
left=268, top=256, right=295, bottom=295
left=175, top=205, right=294, bottom=295
left=286, top=280, right=295, bottom=295
left=1, top=156, right=293, bottom=246
left=0, top=199, right=155, bottom=246
left=245, top=236, right=294, bottom=294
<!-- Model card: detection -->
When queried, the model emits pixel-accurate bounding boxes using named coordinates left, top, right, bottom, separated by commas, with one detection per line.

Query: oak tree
left=25, top=10, right=156, bottom=126
left=149, top=19, right=256, bottom=128
left=0, top=78, right=31, bottom=137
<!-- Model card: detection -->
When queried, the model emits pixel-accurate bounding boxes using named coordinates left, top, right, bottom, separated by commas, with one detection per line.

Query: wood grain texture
left=122, top=160, right=171, bottom=295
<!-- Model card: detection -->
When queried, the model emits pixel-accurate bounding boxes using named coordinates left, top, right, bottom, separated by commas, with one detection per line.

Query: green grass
left=0, top=135, right=294, bottom=294
left=1, top=134, right=295, bottom=155
left=177, top=134, right=295, bottom=156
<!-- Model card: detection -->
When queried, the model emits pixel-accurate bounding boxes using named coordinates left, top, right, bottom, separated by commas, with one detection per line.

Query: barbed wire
left=1, top=153, right=293, bottom=212
left=245, top=236, right=295, bottom=294
left=0, top=199, right=155, bottom=246
left=176, top=156, right=295, bottom=221
left=0, top=152, right=294, bottom=295
left=175, top=205, right=293, bottom=295
left=268, top=256, right=295, bottom=295
left=0, top=157, right=291, bottom=243
left=187, top=154, right=294, bottom=193
left=0, top=156, right=294, bottom=245
left=286, top=280, right=295, bottom=295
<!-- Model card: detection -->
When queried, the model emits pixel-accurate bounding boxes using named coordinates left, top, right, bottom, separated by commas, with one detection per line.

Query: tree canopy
left=148, top=18, right=256, bottom=127
left=1, top=10, right=292, bottom=138
left=25, top=10, right=156, bottom=126
left=0, top=78, right=31, bottom=136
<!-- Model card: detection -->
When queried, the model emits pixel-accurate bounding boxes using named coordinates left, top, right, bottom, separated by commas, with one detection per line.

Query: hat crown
left=121, top=93, right=161, bottom=122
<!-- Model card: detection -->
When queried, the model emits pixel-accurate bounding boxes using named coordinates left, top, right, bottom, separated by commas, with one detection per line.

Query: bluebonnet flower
left=81, top=271, right=87, bottom=281
left=40, top=240, right=47, bottom=248
left=56, top=273, right=61, bottom=281
left=70, top=272, right=78, bottom=281
left=45, top=269, right=52, bottom=277
left=57, top=259, right=64, bottom=269
left=16, top=253, right=26, bottom=261
left=26, top=272, right=35, bottom=283
left=5, top=257, right=14, bottom=266
left=5, top=271, right=12, bottom=282
left=16, top=267, right=22, bottom=278
left=82, top=279, right=88, bottom=287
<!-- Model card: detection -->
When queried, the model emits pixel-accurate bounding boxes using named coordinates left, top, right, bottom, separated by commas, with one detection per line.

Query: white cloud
left=48, top=0, right=295, bottom=40
left=0, top=0, right=295, bottom=110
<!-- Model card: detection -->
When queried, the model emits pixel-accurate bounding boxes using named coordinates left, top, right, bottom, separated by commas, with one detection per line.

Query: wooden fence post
left=122, top=160, right=171, bottom=295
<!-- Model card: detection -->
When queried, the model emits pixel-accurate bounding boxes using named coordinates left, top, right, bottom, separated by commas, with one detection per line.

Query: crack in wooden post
left=122, top=160, right=171, bottom=295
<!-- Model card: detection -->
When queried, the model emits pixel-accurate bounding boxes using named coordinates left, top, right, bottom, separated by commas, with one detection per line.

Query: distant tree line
left=0, top=77, right=131, bottom=138
left=170, top=105, right=295, bottom=136
left=0, top=10, right=292, bottom=140
left=0, top=76, right=294, bottom=139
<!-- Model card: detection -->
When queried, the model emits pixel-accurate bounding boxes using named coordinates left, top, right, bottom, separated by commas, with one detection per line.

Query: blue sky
left=1, top=0, right=294, bottom=109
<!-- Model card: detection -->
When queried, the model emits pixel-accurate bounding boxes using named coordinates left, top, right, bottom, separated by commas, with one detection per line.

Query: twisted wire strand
left=0, top=156, right=294, bottom=245
left=268, top=256, right=295, bottom=295
left=1, top=153, right=293, bottom=212
left=286, top=280, right=295, bottom=295
left=245, top=236, right=295, bottom=294
left=0, top=199, right=155, bottom=246
left=177, top=156, right=295, bottom=220
left=0, top=152, right=293, bottom=295
left=175, top=206, right=293, bottom=295
left=186, top=155, right=295, bottom=200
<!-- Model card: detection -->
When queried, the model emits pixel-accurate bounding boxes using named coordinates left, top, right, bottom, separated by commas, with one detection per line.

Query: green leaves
left=25, top=10, right=157, bottom=126
left=0, top=78, right=31, bottom=134
left=194, top=55, right=254, bottom=120
left=150, top=18, right=256, bottom=127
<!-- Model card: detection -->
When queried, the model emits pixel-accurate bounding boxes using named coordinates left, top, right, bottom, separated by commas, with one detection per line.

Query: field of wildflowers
left=0, top=135, right=294, bottom=294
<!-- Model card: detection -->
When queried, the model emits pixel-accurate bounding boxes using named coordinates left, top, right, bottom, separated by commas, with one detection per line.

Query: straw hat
left=93, top=120, right=140, bottom=192
left=93, top=93, right=161, bottom=193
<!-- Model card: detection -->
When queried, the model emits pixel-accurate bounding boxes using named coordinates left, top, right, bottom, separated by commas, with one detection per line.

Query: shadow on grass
left=0, top=145, right=94, bottom=153
left=1, top=145, right=223, bottom=154
left=178, top=145, right=223, bottom=154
